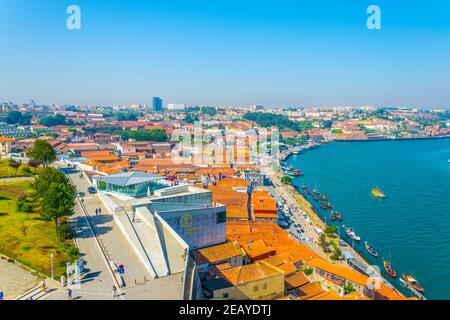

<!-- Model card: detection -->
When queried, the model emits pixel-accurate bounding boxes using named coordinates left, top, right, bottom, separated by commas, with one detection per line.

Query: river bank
left=285, top=138, right=450, bottom=299
left=282, top=134, right=450, bottom=162
left=266, top=171, right=404, bottom=298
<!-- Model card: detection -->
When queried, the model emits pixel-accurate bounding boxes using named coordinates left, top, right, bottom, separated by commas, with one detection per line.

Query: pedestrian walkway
left=58, top=165, right=184, bottom=299
left=0, top=258, right=39, bottom=300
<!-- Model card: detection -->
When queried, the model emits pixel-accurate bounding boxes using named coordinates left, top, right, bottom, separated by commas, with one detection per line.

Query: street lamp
left=50, top=253, right=54, bottom=280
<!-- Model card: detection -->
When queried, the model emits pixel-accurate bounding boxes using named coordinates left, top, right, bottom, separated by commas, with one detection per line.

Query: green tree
left=39, top=114, right=67, bottom=126
left=201, top=106, right=218, bottom=116
left=244, top=112, right=312, bottom=132
left=6, top=111, right=31, bottom=125
left=281, top=176, right=292, bottom=185
left=324, top=226, right=337, bottom=237
left=185, top=113, right=199, bottom=124
left=40, top=181, right=75, bottom=235
left=33, top=167, right=70, bottom=197
left=113, top=129, right=168, bottom=142
left=27, top=140, right=56, bottom=167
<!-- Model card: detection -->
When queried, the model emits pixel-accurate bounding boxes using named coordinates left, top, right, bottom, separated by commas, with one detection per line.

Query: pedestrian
left=112, top=285, right=117, bottom=299
left=40, top=279, right=46, bottom=292
left=99, top=207, right=102, bottom=215
left=67, top=288, right=72, bottom=300
left=95, top=208, right=98, bottom=216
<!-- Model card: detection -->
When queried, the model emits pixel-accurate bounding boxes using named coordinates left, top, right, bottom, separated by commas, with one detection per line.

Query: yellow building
left=216, top=261, right=285, bottom=300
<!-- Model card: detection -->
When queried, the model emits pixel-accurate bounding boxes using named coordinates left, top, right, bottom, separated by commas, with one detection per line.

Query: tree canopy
left=6, top=111, right=32, bottom=125
left=33, top=167, right=76, bottom=234
left=244, top=112, right=312, bottom=132
left=27, top=139, right=56, bottom=167
left=113, top=129, right=168, bottom=142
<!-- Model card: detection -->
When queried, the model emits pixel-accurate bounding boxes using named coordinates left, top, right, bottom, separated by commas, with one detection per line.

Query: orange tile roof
left=194, top=241, right=242, bottom=264
left=306, top=258, right=368, bottom=287
left=216, top=178, right=249, bottom=189
left=285, top=272, right=310, bottom=290
left=277, top=262, right=297, bottom=276
left=241, top=240, right=276, bottom=261
left=308, top=291, right=342, bottom=300
left=293, top=282, right=325, bottom=300
left=219, top=262, right=283, bottom=286
left=203, top=186, right=249, bottom=220
left=374, top=283, right=407, bottom=300
left=0, top=137, right=15, bottom=142
left=209, top=262, right=233, bottom=275
left=226, top=221, right=321, bottom=263
left=81, top=150, right=114, bottom=158
left=251, top=189, right=278, bottom=217
left=262, top=254, right=285, bottom=267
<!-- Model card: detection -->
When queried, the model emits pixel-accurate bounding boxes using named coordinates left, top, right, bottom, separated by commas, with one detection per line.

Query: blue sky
left=1, top=0, right=449, bottom=108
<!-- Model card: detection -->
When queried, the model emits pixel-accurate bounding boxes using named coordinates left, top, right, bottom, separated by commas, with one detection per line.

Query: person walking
left=67, top=288, right=72, bottom=300
left=98, top=207, right=102, bottom=215
left=40, top=279, right=46, bottom=292
left=95, top=208, right=98, bottom=216
left=112, top=285, right=117, bottom=299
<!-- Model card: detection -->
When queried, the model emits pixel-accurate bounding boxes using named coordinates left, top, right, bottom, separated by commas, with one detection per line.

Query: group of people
left=95, top=207, right=102, bottom=216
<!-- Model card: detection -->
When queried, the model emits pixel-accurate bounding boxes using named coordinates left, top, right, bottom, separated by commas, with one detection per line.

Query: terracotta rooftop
left=306, top=258, right=368, bottom=286
left=292, top=282, right=325, bottom=300
left=285, top=272, right=310, bottom=291
left=216, top=177, right=249, bottom=189
left=219, top=262, right=283, bottom=286
left=241, top=240, right=276, bottom=260
left=194, top=242, right=243, bottom=265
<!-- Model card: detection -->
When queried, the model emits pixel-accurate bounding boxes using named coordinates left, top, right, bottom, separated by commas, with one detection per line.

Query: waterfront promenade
left=266, top=170, right=399, bottom=293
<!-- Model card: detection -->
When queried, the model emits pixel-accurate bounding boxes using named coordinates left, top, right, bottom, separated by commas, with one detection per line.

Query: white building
left=0, top=137, right=15, bottom=157
left=166, top=103, right=187, bottom=111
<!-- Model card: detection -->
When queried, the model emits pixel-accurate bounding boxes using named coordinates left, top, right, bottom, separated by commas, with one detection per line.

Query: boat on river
left=336, top=212, right=343, bottom=221
left=365, top=242, right=379, bottom=257
left=330, top=211, right=336, bottom=221
left=383, top=260, right=397, bottom=278
left=371, top=187, right=386, bottom=199
left=401, top=274, right=425, bottom=293
left=345, top=226, right=361, bottom=241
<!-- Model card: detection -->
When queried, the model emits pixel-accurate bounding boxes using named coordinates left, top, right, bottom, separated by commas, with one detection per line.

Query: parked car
left=87, top=187, right=97, bottom=194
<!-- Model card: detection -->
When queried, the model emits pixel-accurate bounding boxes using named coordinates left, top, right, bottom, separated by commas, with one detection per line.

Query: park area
left=0, top=180, right=74, bottom=277
left=0, top=159, right=43, bottom=179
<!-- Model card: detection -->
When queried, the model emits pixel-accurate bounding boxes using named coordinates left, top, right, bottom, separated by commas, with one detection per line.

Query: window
left=223, top=292, right=229, bottom=298
left=216, top=211, right=226, bottom=224
left=263, top=283, right=268, bottom=290
left=253, top=285, right=259, bottom=292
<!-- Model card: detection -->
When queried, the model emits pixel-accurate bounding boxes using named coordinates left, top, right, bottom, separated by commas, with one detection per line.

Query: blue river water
left=286, top=138, right=450, bottom=300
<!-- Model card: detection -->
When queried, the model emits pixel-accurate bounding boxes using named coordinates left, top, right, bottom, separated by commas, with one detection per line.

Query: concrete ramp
left=134, top=207, right=170, bottom=277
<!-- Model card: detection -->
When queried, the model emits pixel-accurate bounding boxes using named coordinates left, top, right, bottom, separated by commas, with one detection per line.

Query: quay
left=264, top=168, right=406, bottom=298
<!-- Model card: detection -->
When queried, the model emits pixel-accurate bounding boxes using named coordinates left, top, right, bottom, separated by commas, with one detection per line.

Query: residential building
left=0, top=137, right=15, bottom=157
left=216, top=261, right=285, bottom=300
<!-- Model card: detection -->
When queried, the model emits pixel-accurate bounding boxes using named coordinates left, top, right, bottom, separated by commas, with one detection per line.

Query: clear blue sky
left=1, top=0, right=449, bottom=108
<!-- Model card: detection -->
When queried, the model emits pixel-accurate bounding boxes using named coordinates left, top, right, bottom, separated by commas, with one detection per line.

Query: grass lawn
left=0, top=159, right=44, bottom=178
left=0, top=180, right=75, bottom=277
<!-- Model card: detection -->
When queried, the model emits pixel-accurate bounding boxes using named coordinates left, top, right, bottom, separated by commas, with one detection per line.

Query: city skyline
left=1, top=0, right=450, bottom=108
